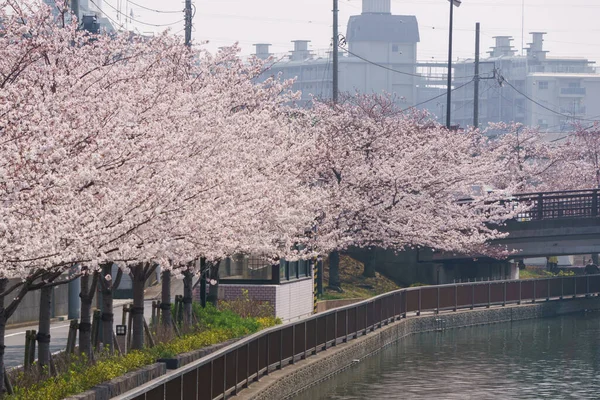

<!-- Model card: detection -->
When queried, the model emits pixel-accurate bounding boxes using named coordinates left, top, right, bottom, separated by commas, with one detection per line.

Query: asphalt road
left=4, top=300, right=155, bottom=368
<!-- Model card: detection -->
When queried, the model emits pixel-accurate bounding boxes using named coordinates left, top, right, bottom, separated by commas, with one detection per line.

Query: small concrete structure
left=196, top=257, right=315, bottom=323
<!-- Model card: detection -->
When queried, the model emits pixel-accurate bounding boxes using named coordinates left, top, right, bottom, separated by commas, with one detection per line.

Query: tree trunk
left=101, top=264, right=114, bottom=354
left=79, top=274, right=93, bottom=359
left=183, top=270, right=193, bottom=327
left=363, top=251, right=376, bottom=278
left=130, top=264, right=146, bottom=350
left=37, top=285, right=53, bottom=371
left=207, top=262, right=220, bottom=307
left=328, top=251, right=342, bottom=290
left=161, top=270, right=172, bottom=330
left=0, top=277, right=35, bottom=393
left=0, top=279, right=8, bottom=394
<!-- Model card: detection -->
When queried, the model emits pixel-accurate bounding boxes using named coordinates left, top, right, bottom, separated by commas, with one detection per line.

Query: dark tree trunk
left=37, top=285, right=52, bottom=370
left=79, top=273, right=94, bottom=359
left=207, top=262, right=220, bottom=307
left=0, top=277, right=34, bottom=393
left=183, top=270, right=193, bottom=327
left=328, top=251, right=341, bottom=290
left=161, top=270, right=172, bottom=330
left=130, top=264, right=146, bottom=350
left=199, top=258, right=207, bottom=308
left=363, top=251, right=376, bottom=278
left=100, top=264, right=121, bottom=355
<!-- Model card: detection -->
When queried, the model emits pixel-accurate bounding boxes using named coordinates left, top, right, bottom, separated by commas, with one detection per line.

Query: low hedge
left=7, top=306, right=279, bottom=400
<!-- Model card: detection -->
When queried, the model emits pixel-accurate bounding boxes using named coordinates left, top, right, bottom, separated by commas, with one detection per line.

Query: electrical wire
left=501, top=76, right=600, bottom=123
left=402, top=79, right=474, bottom=111
left=339, top=45, right=425, bottom=78
left=127, top=0, right=183, bottom=14
left=100, top=0, right=185, bottom=27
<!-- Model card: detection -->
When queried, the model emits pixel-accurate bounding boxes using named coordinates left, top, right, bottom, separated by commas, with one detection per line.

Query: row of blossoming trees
left=0, top=0, right=598, bottom=391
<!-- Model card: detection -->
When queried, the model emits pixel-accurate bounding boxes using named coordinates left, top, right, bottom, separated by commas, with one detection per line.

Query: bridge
left=350, top=189, right=600, bottom=285
left=426, top=189, right=600, bottom=260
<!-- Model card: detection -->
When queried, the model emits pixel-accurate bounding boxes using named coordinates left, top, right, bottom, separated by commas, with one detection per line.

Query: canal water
left=294, top=312, right=600, bottom=399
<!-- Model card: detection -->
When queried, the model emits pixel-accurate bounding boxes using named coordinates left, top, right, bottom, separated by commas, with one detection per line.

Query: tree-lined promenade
left=1, top=0, right=600, bottom=397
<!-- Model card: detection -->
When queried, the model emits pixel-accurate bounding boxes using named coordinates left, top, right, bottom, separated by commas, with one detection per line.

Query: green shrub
left=7, top=304, right=280, bottom=400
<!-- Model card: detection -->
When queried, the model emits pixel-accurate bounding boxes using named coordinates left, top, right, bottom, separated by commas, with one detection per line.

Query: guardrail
left=115, top=274, right=600, bottom=400
left=509, top=189, right=599, bottom=221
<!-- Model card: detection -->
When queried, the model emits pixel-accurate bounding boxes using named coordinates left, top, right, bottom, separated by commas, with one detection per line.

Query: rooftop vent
left=362, top=0, right=391, bottom=14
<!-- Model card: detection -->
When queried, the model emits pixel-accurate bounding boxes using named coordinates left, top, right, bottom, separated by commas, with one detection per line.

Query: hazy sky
left=101, top=0, right=600, bottom=64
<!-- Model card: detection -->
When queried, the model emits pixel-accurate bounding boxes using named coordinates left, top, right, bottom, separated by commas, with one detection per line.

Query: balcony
left=560, top=87, right=586, bottom=96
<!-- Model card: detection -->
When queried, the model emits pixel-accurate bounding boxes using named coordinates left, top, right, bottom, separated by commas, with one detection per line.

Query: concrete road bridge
left=352, top=189, right=600, bottom=285
left=428, top=189, right=600, bottom=260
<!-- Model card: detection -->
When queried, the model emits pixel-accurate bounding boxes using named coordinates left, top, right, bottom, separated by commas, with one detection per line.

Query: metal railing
left=510, top=189, right=599, bottom=221
left=115, top=274, right=600, bottom=400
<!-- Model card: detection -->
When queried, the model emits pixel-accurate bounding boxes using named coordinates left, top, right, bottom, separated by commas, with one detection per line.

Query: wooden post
left=24, top=331, right=31, bottom=369
left=92, top=310, right=101, bottom=350
left=4, top=368, right=13, bottom=395
left=113, top=331, right=122, bottom=355
left=29, top=330, right=36, bottom=367
left=66, top=320, right=79, bottom=355
left=126, top=306, right=133, bottom=351
left=144, top=318, right=156, bottom=348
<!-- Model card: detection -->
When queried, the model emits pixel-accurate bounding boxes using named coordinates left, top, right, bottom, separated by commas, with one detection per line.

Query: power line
left=339, top=45, right=425, bottom=78
left=126, top=0, right=183, bottom=14
left=501, top=76, right=600, bottom=123
left=403, top=79, right=474, bottom=111
left=101, top=0, right=185, bottom=27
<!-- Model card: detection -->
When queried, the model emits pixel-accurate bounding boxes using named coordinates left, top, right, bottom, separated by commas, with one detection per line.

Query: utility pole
left=446, top=0, right=456, bottom=129
left=185, top=0, right=193, bottom=47
left=333, top=0, right=339, bottom=104
left=473, top=22, right=480, bottom=129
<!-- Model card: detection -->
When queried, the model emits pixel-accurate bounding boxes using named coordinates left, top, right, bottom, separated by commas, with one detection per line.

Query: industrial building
left=256, top=0, right=600, bottom=131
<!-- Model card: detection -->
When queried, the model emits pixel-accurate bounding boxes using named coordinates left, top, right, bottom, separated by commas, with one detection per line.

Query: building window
left=392, top=44, right=399, bottom=53
left=537, top=119, right=548, bottom=129
left=568, top=82, right=581, bottom=88
left=538, top=81, right=548, bottom=90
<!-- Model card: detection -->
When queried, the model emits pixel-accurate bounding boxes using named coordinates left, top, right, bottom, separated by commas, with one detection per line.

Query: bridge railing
left=115, top=274, right=600, bottom=400
left=508, top=189, right=599, bottom=221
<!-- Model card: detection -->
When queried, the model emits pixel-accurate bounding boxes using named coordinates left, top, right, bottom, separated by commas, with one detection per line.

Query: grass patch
left=321, top=255, right=400, bottom=300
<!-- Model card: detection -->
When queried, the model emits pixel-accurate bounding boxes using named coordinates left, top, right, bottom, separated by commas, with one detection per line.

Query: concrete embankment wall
left=239, top=297, right=600, bottom=400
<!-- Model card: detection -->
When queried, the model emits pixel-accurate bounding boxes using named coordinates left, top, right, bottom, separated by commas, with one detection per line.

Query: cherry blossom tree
left=474, top=122, right=561, bottom=193
left=549, top=123, right=600, bottom=190
left=300, top=95, right=524, bottom=281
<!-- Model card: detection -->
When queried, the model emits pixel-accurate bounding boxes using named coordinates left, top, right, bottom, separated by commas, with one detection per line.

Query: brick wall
left=218, top=278, right=314, bottom=322
left=218, top=284, right=278, bottom=317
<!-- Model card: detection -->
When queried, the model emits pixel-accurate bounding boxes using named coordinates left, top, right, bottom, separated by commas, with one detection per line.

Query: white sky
left=101, top=0, right=600, bottom=64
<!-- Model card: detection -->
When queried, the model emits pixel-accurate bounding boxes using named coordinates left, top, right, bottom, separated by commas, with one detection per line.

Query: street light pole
left=446, top=0, right=461, bottom=129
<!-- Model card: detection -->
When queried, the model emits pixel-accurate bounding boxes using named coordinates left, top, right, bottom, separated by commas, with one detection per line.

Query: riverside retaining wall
left=239, top=296, right=600, bottom=400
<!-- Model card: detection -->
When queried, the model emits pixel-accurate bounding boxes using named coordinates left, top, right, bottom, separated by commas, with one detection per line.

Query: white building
left=44, top=0, right=114, bottom=33
left=452, top=33, right=600, bottom=131
left=257, top=0, right=421, bottom=107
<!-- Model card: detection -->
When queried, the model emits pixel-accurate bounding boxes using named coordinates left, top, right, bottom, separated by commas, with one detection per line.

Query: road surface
left=4, top=300, right=155, bottom=368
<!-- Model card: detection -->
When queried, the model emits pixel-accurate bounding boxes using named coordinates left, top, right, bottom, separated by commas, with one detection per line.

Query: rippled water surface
left=293, top=313, right=600, bottom=399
